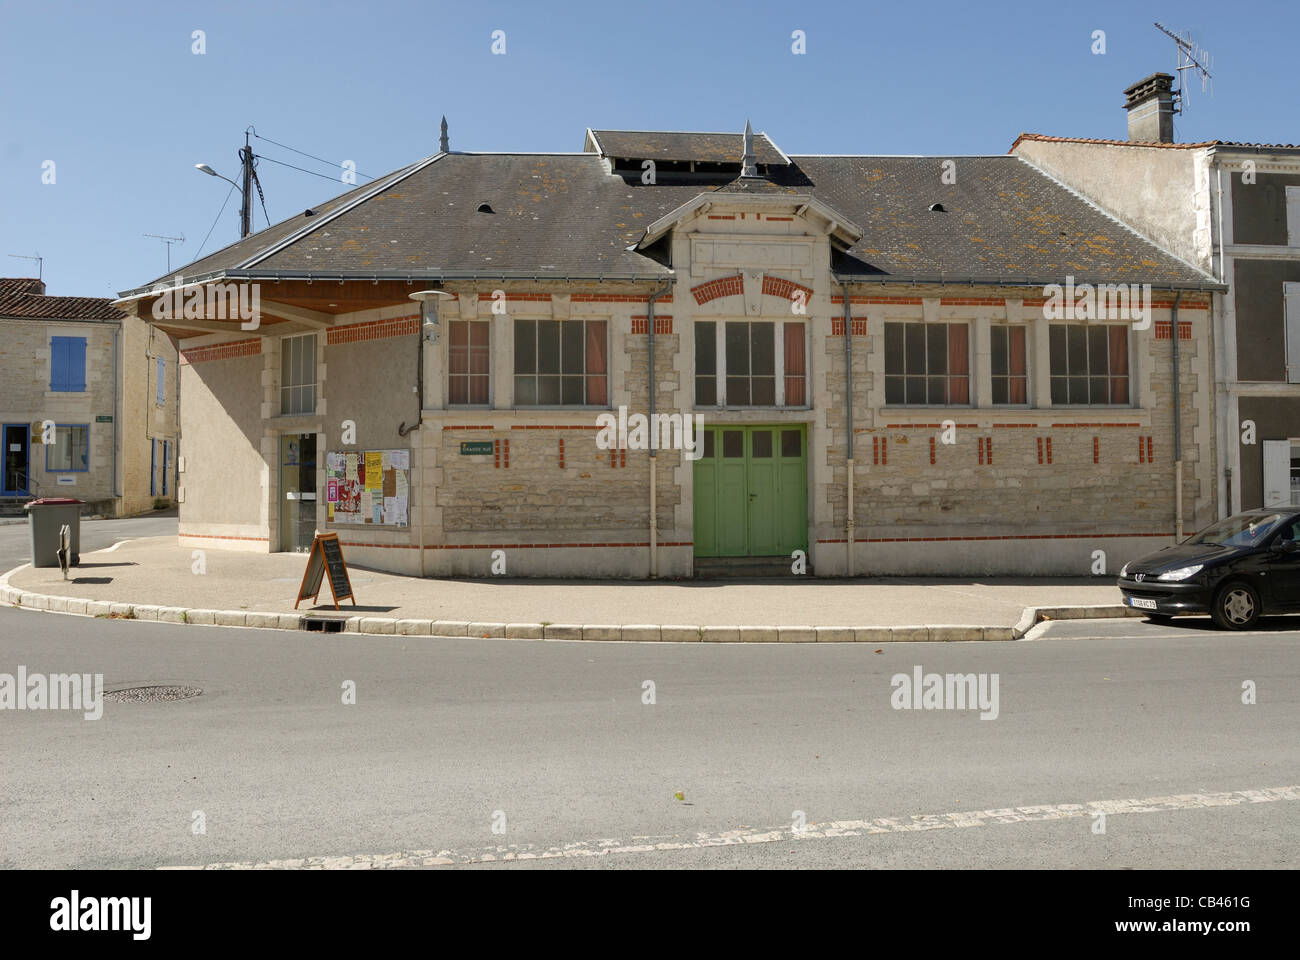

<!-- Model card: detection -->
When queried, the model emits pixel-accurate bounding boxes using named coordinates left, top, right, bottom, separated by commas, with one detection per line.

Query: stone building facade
left=1012, top=71, right=1300, bottom=517
left=0, top=279, right=178, bottom=517
left=116, top=125, right=1222, bottom=577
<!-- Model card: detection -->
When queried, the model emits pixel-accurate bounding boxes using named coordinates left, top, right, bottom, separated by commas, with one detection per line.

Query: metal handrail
left=4, top=469, right=41, bottom=498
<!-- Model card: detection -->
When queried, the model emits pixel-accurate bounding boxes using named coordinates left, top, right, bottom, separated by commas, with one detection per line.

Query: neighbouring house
left=114, top=120, right=1222, bottom=578
left=0, top=278, right=179, bottom=517
left=1012, top=71, right=1300, bottom=516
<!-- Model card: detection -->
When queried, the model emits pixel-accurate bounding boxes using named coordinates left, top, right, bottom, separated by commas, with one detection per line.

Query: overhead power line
left=251, top=129, right=377, bottom=182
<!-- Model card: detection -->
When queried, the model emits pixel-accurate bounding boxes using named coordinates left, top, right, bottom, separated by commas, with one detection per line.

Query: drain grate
left=105, top=685, right=202, bottom=703
left=301, top=617, right=345, bottom=633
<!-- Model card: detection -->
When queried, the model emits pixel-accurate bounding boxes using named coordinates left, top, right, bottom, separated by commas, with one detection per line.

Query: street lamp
left=194, top=162, right=239, bottom=189
left=194, top=161, right=251, bottom=238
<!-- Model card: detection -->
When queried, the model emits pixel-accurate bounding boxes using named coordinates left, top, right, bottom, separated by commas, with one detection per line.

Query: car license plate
left=1129, top=597, right=1158, bottom=610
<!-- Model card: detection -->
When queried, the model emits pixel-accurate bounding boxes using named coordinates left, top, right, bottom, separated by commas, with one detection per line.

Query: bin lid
left=24, top=498, right=85, bottom=508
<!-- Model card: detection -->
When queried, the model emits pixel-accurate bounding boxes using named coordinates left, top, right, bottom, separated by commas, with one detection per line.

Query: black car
left=1116, top=508, right=1300, bottom=630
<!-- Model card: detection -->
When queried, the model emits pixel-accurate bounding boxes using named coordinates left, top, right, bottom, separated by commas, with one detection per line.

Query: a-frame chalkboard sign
left=294, top=533, right=357, bottom=610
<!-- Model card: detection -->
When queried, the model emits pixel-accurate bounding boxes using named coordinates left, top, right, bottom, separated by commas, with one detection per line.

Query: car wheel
left=1211, top=581, right=1261, bottom=630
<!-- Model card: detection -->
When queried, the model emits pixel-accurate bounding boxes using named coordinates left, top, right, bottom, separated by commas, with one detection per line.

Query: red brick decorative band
left=761, top=275, right=814, bottom=302
left=830, top=319, right=868, bottom=336
left=571, top=294, right=673, bottom=303
left=509, top=424, right=600, bottom=430
left=443, top=424, right=496, bottom=431
left=178, top=532, right=269, bottom=542
left=326, top=316, right=418, bottom=345
left=831, top=296, right=923, bottom=305
left=692, top=275, right=743, bottom=305
left=630, top=317, right=673, bottom=334
left=882, top=423, right=979, bottom=429
left=338, top=542, right=420, bottom=549
left=1153, top=321, right=1193, bottom=340
left=180, top=339, right=262, bottom=365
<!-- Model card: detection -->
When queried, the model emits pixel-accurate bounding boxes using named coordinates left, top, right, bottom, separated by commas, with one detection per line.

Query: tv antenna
left=1154, top=22, right=1214, bottom=115
left=7, top=253, right=43, bottom=280
left=143, top=233, right=185, bottom=272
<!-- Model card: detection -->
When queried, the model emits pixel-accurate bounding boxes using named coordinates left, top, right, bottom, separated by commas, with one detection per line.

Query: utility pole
left=239, top=129, right=254, bottom=239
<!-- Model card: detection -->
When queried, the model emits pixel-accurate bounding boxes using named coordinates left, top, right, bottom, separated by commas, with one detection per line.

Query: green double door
left=694, top=425, right=807, bottom=557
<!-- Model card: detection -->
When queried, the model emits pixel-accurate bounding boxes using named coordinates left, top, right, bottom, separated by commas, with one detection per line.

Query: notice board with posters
left=323, top=449, right=410, bottom=526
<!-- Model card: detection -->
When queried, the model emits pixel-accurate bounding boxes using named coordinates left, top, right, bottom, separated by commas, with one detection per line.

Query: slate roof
left=123, top=134, right=1223, bottom=296
left=0, top=288, right=125, bottom=321
left=587, top=129, right=789, bottom=165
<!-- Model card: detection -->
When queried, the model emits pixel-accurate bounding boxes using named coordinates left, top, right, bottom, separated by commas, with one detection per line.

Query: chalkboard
left=294, top=533, right=356, bottom=610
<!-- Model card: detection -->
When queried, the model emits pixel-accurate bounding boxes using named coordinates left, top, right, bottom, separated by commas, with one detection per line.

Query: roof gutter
left=116, top=269, right=675, bottom=304
left=831, top=274, right=1227, bottom=294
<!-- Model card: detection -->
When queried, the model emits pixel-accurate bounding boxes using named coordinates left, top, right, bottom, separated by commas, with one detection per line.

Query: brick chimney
left=1123, top=73, right=1176, bottom=143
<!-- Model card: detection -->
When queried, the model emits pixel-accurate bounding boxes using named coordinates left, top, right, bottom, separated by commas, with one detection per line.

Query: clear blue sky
left=1, top=0, right=1294, bottom=298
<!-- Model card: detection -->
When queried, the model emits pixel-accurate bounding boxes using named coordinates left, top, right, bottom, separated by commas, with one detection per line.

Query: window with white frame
left=448, top=319, right=491, bottom=405
left=513, top=319, right=607, bottom=406
left=883, top=321, right=971, bottom=405
left=1048, top=323, right=1129, bottom=404
left=990, top=324, right=1029, bottom=404
left=694, top=320, right=806, bottom=407
left=1286, top=186, right=1300, bottom=247
left=1284, top=283, right=1300, bottom=384
left=280, top=334, right=317, bottom=416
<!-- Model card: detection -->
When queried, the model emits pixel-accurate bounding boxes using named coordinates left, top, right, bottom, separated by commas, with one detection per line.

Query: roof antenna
left=7, top=252, right=42, bottom=280
left=1153, top=22, right=1214, bottom=116
left=741, top=119, right=758, bottom=178
left=143, top=233, right=185, bottom=272
left=439, top=116, right=450, bottom=154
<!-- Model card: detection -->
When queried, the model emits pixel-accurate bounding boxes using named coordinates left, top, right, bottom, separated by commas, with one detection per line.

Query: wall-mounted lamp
left=408, top=288, right=456, bottom=344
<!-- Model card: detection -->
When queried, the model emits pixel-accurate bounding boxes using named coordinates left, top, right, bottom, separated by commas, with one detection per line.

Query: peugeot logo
left=1134, top=573, right=1146, bottom=582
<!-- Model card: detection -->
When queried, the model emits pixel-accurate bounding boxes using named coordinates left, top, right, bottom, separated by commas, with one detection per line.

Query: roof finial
left=741, top=118, right=758, bottom=177
left=439, top=116, right=450, bottom=154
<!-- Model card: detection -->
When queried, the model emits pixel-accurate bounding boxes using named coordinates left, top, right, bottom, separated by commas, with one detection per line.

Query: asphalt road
left=0, top=510, right=177, bottom=573
left=0, top=609, right=1295, bottom=869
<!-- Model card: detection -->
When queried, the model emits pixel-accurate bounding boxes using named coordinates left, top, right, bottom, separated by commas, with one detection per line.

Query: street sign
left=460, top=441, right=493, bottom=455
left=95, top=415, right=113, bottom=423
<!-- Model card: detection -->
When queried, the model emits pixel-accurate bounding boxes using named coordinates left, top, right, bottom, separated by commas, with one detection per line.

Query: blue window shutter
left=150, top=439, right=157, bottom=496
left=70, top=338, right=86, bottom=391
left=50, top=337, right=86, bottom=391
left=162, top=441, right=169, bottom=495
left=157, top=358, right=165, bottom=404
left=50, top=338, right=68, bottom=390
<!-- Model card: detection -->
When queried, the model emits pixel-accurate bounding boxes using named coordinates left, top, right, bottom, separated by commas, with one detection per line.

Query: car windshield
left=1185, top=513, right=1287, bottom=547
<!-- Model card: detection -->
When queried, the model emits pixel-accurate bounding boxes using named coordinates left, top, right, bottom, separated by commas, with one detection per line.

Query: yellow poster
left=365, top=452, right=383, bottom=491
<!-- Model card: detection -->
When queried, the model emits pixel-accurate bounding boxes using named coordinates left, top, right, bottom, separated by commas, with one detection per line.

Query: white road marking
left=163, top=784, right=1300, bottom=870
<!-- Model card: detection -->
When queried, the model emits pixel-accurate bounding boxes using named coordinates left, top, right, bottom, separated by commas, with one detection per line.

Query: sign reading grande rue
left=460, top=441, right=493, bottom=456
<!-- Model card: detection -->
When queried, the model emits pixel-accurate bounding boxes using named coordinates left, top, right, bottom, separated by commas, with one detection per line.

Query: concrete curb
left=1011, top=604, right=1144, bottom=639
left=0, top=565, right=1139, bottom=642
